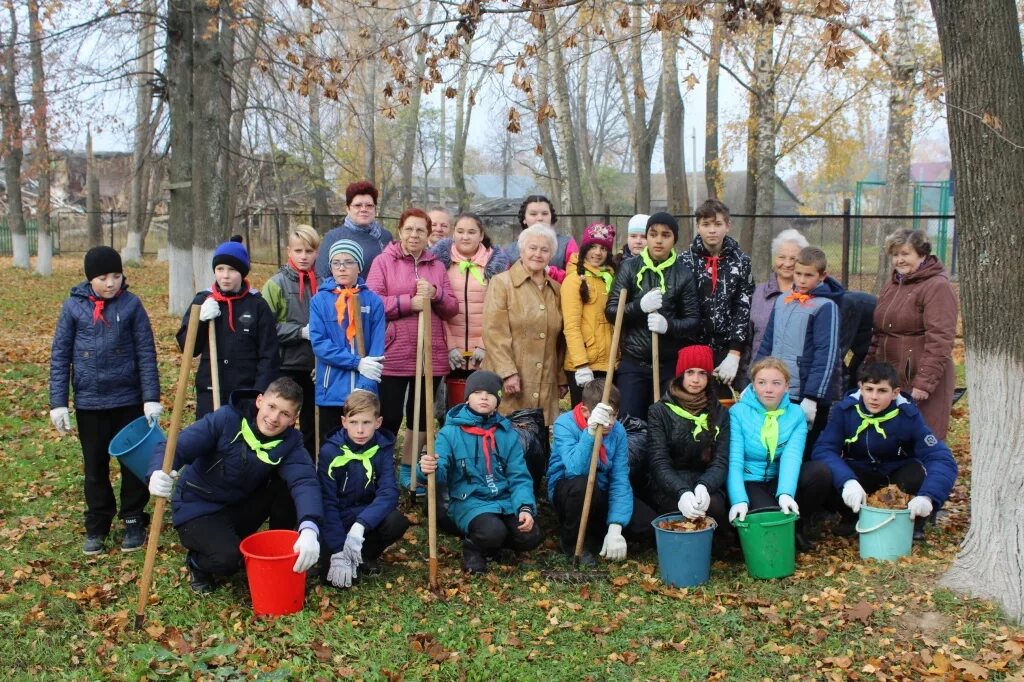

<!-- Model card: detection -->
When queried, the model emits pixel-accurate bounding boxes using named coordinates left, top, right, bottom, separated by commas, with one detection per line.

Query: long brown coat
left=482, top=260, right=564, bottom=425
left=866, top=256, right=957, bottom=438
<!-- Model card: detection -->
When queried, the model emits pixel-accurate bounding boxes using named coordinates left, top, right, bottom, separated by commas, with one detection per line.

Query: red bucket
left=446, top=375, right=468, bottom=408
left=238, top=529, right=306, bottom=617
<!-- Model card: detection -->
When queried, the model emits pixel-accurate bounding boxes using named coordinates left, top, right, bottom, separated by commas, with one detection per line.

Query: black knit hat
left=84, top=246, right=123, bottom=281
left=212, top=235, right=251, bottom=278
left=464, top=370, right=503, bottom=405
left=646, top=212, right=680, bottom=243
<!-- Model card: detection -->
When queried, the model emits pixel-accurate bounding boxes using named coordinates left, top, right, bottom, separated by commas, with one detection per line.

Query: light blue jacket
left=727, top=385, right=807, bottom=505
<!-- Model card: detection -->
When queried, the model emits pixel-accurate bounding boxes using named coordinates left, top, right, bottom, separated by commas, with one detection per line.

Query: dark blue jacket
left=50, top=281, right=160, bottom=410
left=811, top=390, right=958, bottom=505
left=147, top=390, right=322, bottom=527
left=317, top=427, right=399, bottom=555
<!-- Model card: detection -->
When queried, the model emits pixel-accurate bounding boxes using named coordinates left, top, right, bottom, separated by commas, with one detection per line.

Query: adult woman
left=482, top=223, right=566, bottom=479
left=431, top=213, right=510, bottom=373
left=503, top=195, right=579, bottom=282
left=561, top=222, right=617, bottom=406
left=316, top=181, right=393, bottom=281
left=750, top=229, right=810, bottom=355
left=866, top=228, right=957, bottom=439
left=366, top=208, right=459, bottom=490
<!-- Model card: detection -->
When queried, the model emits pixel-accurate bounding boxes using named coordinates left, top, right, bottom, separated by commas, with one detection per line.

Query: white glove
left=574, top=366, right=595, bottom=387
left=799, top=398, right=817, bottom=426
left=908, top=495, right=933, bottom=519
left=729, top=502, right=748, bottom=523
left=144, top=401, right=163, bottom=425
left=358, top=355, right=384, bottom=382
left=301, top=325, right=310, bottom=340
left=327, top=552, right=356, bottom=588
left=586, top=402, right=613, bottom=435
left=199, top=297, right=221, bottom=321
left=471, top=347, right=486, bottom=365
left=292, top=528, right=320, bottom=573
left=449, top=348, right=464, bottom=371
left=49, top=407, right=72, bottom=435
left=599, top=523, right=627, bottom=561
left=148, top=469, right=177, bottom=498
left=694, top=484, right=711, bottom=512
left=677, top=491, right=702, bottom=520
left=778, top=493, right=800, bottom=515
left=714, top=353, right=740, bottom=385
left=640, top=288, right=663, bottom=313
left=342, top=522, right=365, bottom=566
left=842, top=479, right=867, bottom=513
left=647, top=312, right=668, bottom=334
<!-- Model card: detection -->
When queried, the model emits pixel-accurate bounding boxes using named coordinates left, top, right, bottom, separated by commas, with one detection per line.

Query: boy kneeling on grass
left=419, top=371, right=542, bottom=574
left=147, top=377, right=322, bottom=593
left=811, top=362, right=957, bottom=541
left=319, top=390, right=409, bottom=588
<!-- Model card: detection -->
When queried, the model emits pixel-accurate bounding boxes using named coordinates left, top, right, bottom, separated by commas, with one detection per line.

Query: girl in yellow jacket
left=562, top=223, right=618, bottom=406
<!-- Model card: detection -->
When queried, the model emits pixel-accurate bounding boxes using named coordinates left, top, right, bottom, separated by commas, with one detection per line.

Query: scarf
left=233, top=418, right=283, bottom=466
left=704, top=255, right=721, bottom=293
left=327, top=443, right=380, bottom=486
left=665, top=402, right=714, bottom=439
left=289, top=260, right=317, bottom=301
left=460, top=424, right=498, bottom=475
left=333, top=286, right=360, bottom=344
left=572, top=403, right=608, bottom=465
left=586, top=268, right=614, bottom=294
left=845, top=404, right=899, bottom=444
left=635, top=248, right=677, bottom=292
left=458, top=259, right=485, bottom=286
left=343, top=215, right=385, bottom=245
left=760, top=407, right=787, bottom=464
left=88, top=295, right=109, bottom=325
left=783, top=290, right=812, bottom=306
left=208, top=282, right=249, bottom=332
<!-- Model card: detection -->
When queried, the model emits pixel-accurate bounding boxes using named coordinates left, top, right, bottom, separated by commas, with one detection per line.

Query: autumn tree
left=0, top=1, right=28, bottom=269
left=26, top=0, right=52, bottom=275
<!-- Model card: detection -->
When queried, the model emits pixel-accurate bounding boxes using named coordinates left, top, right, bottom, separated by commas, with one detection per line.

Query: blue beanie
left=212, top=235, right=250, bottom=277
left=328, top=239, right=365, bottom=273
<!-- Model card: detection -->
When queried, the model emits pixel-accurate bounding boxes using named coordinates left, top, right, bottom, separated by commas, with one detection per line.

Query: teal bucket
left=651, top=513, right=716, bottom=588
left=856, top=504, right=913, bottom=561
left=109, top=416, right=164, bottom=483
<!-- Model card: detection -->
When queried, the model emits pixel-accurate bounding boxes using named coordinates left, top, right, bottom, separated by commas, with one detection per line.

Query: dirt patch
left=898, top=610, right=952, bottom=638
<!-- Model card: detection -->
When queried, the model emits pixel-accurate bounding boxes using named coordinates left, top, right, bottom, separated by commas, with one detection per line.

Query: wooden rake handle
left=208, top=322, right=221, bottom=410
left=421, top=299, right=439, bottom=589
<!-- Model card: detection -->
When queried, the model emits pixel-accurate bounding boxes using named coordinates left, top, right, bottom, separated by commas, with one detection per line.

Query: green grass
left=0, top=256, right=1018, bottom=680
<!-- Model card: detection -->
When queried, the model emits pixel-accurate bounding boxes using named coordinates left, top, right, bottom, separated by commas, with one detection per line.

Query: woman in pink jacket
left=366, top=207, right=459, bottom=491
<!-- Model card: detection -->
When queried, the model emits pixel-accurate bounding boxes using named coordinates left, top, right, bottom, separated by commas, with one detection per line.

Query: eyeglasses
left=330, top=259, right=359, bottom=269
left=350, top=203, right=375, bottom=210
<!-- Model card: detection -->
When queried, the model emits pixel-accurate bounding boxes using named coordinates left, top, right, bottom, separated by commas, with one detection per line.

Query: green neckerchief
left=327, top=443, right=380, bottom=486
left=635, top=247, right=677, bottom=292
left=233, top=418, right=284, bottom=466
left=760, top=407, right=787, bottom=463
left=586, top=268, right=614, bottom=294
left=664, top=402, right=719, bottom=440
left=458, top=259, right=485, bottom=286
left=845, top=404, right=899, bottom=444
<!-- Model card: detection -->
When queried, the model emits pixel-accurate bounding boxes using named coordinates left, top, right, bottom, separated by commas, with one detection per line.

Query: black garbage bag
left=506, top=408, right=548, bottom=487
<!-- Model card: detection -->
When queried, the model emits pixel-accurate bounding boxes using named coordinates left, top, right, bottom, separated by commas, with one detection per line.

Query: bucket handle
left=855, top=513, right=896, bottom=534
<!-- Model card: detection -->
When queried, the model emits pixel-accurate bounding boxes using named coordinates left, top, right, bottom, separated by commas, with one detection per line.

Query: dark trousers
left=830, top=461, right=927, bottom=522
left=566, top=370, right=607, bottom=408
left=76, top=405, right=150, bottom=537
left=195, top=390, right=216, bottom=420
left=802, top=400, right=833, bottom=460
left=317, top=405, right=345, bottom=450
left=378, top=375, right=443, bottom=436
left=742, top=460, right=832, bottom=517
left=553, top=476, right=657, bottom=550
left=319, top=509, right=410, bottom=573
left=175, top=476, right=288, bottom=577
left=466, top=512, right=544, bottom=554
left=281, top=368, right=316, bottom=455
left=616, top=356, right=676, bottom=422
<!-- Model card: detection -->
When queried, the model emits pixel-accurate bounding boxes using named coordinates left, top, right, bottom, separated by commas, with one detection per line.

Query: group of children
left=48, top=194, right=958, bottom=591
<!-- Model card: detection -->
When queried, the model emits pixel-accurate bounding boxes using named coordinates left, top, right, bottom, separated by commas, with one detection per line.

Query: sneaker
left=83, top=535, right=107, bottom=555
left=121, top=519, right=147, bottom=552
left=462, top=541, right=487, bottom=574
left=187, top=554, right=216, bottom=594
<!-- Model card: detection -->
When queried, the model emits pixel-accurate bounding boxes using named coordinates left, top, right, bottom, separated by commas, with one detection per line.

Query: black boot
left=913, top=517, right=926, bottom=542
left=462, top=540, right=487, bottom=574
left=187, top=553, right=216, bottom=594
left=795, top=521, right=816, bottom=553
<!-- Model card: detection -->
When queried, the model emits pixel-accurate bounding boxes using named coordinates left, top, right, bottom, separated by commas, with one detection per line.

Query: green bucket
left=856, top=504, right=913, bottom=561
left=732, top=509, right=797, bottom=579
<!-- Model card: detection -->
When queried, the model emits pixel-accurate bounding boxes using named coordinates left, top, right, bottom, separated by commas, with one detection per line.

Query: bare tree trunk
left=630, top=6, right=662, bottom=213
left=751, top=21, right=776, bottom=281
left=86, top=130, right=102, bottom=247
left=399, top=2, right=435, bottom=206
left=705, top=6, right=724, bottom=200
left=662, top=27, right=689, bottom=218
left=26, top=0, right=51, bottom=275
left=451, top=46, right=471, bottom=211
left=362, top=61, right=377, bottom=184
left=739, top=88, right=759, bottom=256
left=575, top=29, right=604, bottom=211
left=124, top=0, right=156, bottom=262
left=305, top=7, right=329, bottom=232
left=0, top=3, right=28, bottom=268
left=931, top=0, right=1024, bottom=623
left=547, top=16, right=586, bottom=235
left=225, top=0, right=263, bottom=232
left=167, top=0, right=194, bottom=314
left=535, top=29, right=562, bottom=204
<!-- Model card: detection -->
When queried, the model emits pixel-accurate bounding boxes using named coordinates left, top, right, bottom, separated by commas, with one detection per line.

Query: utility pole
left=439, top=94, right=447, bottom=206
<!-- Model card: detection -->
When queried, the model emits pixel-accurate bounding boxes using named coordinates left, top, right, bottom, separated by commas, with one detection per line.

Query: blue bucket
left=651, top=513, right=716, bottom=588
left=109, top=417, right=164, bottom=483
left=856, top=504, right=913, bottom=561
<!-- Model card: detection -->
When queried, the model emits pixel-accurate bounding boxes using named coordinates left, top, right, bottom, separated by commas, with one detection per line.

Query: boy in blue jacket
left=549, top=380, right=655, bottom=566
left=419, top=371, right=542, bottom=574
left=812, top=362, right=957, bottom=540
left=318, top=390, right=409, bottom=588
left=49, top=246, right=162, bottom=555
left=146, top=377, right=322, bottom=594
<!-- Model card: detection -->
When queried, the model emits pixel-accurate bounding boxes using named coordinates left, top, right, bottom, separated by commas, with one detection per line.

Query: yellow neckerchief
left=458, top=259, right=485, bottom=285
left=664, top=402, right=719, bottom=440
left=327, top=443, right=380, bottom=486
left=233, top=418, right=284, bottom=466
left=760, top=407, right=787, bottom=463
left=845, top=404, right=900, bottom=444
left=583, top=264, right=614, bottom=294
left=635, top=247, right=677, bottom=292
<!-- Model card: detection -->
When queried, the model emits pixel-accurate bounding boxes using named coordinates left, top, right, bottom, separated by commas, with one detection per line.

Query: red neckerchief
left=208, top=282, right=249, bottom=331
left=704, top=255, right=720, bottom=293
left=332, top=286, right=360, bottom=343
left=289, top=260, right=317, bottom=301
left=573, top=403, right=608, bottom=465
left=460, top=424, right=498, bottom=474
left=783, top=290, right=812, bottom=306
